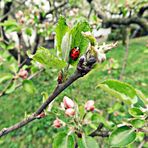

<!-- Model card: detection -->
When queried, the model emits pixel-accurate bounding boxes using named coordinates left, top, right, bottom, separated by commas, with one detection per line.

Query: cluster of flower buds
left=53, top=96, right=75, bottom=128
left=18, top=69, right=28, bottom=79
left=53, top=98, right=96, bottom=128
left=85, top=100, right=95, bottom=111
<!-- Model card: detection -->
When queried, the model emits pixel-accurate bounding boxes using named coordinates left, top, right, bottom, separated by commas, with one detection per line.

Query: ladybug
left=70, top=47, right=80, bottom=61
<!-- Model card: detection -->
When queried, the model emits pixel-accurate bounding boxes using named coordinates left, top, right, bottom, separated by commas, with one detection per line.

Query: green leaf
left=136, top=89, right=148, bottom=105
left=91, top=113, right=113, bottom=130
left=78, top=134, right=99, bottom=148
left=8, top=63, right=18, bottom=73
left=129, top=107, right=144, bottom=117
left=81, top=31, right=96, bottom=46
left=55, top=16, right=69, bottom=58
left=6, top=42, right=15, bottom=50
left=0, top=73, right=13, bottom=84
left=61, top=32, right=72, bottom=62
left=0, top=20, right=17, bottom=27
left=130, top=119, right=145, bottom=128
left=0, top=20, right=21, bottom=33
left=41, top=91, right=49, bottom=103
left=25, top=28, right=32, bottom=36
left=98, top=79, right=138, bottom=105
left=69, top=19, right=90, bottom=64
left=109, top=126, right=136, bottom=147
left=0, top=42, right=6, bottom=49
left=5, top=81, right=16, bottom=94
left=53, top=132, right=75, bottom=148
left=33, top=47, right=67, bottom=69
left=22, top=80, right=36, bottom=94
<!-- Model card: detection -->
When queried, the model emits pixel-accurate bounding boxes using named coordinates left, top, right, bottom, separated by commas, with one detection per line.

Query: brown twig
left=0, top=1, right=26, bottom=22
left=17, top=33, right=22, bottom=65
left=138, top=5, right=148, bottom=17
left=89, top=131, right=109, bottom=137
left=88, top=3, right=93, bottom=19
left=0, top=58, right=94, bottom=137
left=89, top=123, right=109, bottom=137
left=45, top=1, right=68, bottom=16
left=15, top=68, right=45, bottom=89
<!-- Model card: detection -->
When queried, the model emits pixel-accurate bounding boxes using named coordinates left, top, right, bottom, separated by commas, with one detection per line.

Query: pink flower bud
left=113, top=111, right=119, bottom=117
left=18, top=69, right=28, bottom=79
left=63, top=96, right=74, bottom=109
left=19, top=17, right=25, bottom=24
left=65, top=108, right=75, bottom=117
left=85, top=100, right=95, bottom=111
left=15, top=10, right=23, bottom=19
left=53, top=118, right=62, bottom=128
left=18, top=10, right=23, bottom=17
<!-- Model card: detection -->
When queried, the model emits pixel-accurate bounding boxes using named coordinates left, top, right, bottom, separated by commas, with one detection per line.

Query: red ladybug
left=70, top=47, right=80, bottom=61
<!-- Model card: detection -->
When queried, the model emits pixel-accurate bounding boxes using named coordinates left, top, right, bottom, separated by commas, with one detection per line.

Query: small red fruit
left=70, top=47, right=80, bottom=61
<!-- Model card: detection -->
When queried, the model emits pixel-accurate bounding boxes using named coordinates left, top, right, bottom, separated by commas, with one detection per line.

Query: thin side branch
left=0, top=68, right=44, bottom=97
left=0, top=65, right=91, bottom=137
left=89, top=123, right=109, bottom=137
left=138, top=5, right=148, bottom=17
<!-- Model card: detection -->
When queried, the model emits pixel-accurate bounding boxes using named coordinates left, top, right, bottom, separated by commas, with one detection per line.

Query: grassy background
left=0, top=37, right=147, bottom=147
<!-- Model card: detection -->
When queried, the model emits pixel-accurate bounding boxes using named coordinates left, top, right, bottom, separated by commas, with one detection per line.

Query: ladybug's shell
left=70, top=47, right=80, bottom=61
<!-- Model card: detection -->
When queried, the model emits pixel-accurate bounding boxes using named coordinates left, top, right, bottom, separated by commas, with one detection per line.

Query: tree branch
left=0, top=1, right=26, bottom=62
left=138, top=5, right=148, bottom=17
left=1, top=1, right=12, bottom=22
left=32, top=34, right=40, bottom=54
left=0, top=59, right=94, bottom=137
left=89, top=123, right=109, bottom=137
left=104, top=17, right=148, bottom=33
left=0, top=68, right=44, bottom=97
left=96, top=6, right=148, bottom=33
left=90, top=131, right=109, bottom=137
left=1, top=1, right=12, bottom=41
left=16, top=0, right=64, bottom=67
left=0, top=1, right=26, bottom=22
left=45, top=1, right=68, bottom=17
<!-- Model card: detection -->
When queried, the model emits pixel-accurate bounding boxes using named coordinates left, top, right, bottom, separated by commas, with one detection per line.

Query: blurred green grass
left=0, top=37, right=147, bottom=147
